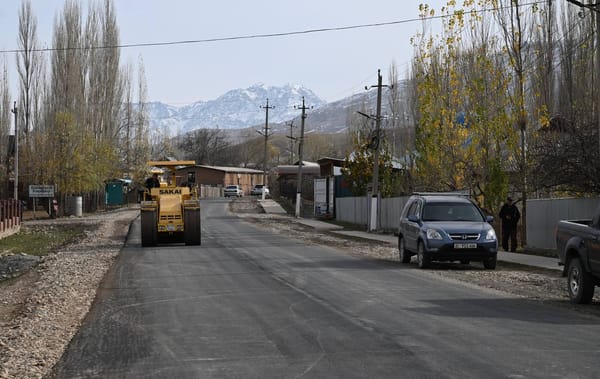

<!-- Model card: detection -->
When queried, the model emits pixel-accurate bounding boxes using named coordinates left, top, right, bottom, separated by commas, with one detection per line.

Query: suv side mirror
left=486, top=215, right=494, bottom=223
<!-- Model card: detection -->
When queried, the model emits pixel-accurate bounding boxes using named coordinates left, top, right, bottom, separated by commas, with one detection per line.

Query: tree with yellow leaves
left=411, top=1, right=518, bottom=212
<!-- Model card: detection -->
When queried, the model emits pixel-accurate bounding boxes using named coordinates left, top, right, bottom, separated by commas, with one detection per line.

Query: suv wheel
left=417, top=242, right=430, bottom=269
left=483, top=256, right=497, bottom=270
left=398, top=237, right=411, bottom=264
left=567, top=257, right=595, bottom=304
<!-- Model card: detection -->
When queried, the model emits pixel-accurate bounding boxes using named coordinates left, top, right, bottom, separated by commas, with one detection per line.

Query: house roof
left=317, top=157, right=345, bottom=166
left=181, top=165, right=264, bottom=174
left=275, top=164, right=321, bottom=175
left=291, top=160, right=320, bottom=167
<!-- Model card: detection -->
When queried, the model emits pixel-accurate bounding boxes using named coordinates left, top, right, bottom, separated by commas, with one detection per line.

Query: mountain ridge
left=147, top=83, right=328, bottom=134
left=147, top=82, right=397, bottom=136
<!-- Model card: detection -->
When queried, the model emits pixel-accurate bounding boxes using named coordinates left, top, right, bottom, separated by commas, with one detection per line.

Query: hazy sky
left=0, top=0, right=445, bottom=105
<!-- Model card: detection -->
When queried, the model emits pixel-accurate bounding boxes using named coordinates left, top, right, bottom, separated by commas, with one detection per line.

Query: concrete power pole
left=365, top=70, right=390, bottom=231
left=259, top=99, right=274, bottom=200
left=286, top=120, right=296, bottom=164
left=11, top=102, right=18, bottom=200
left=295, top=97, right=311, bottom=218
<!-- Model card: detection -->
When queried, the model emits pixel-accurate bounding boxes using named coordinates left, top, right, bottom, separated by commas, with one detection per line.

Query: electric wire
left=0, top=1, right=546, bottom=54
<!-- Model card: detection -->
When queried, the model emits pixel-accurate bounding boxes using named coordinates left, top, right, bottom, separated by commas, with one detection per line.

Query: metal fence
left=526, top=197, right=600, bottom=250
left=199, top=185, right=223, bottom=198
left=335, top=196, right=409, bottom=232
left=0, top=199, right=22, bottom=238
left=336, top=196, right=600, bottom=250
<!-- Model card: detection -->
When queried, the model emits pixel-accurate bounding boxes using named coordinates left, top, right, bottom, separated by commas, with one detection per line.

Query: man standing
left=499, top=197, right=520, bottom=252
left=145, top=173, right=160, bottom=190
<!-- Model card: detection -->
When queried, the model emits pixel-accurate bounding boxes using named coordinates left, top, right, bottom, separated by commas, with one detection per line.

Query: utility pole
left=294, top=97, right=311, bottom=218
left=11, top=102, right=18, bottom=200
left=286, top=120, right=296, bottom=164
left=365, top=69, right=390, bottom=231
left=258, top=99, right=274, bottom=200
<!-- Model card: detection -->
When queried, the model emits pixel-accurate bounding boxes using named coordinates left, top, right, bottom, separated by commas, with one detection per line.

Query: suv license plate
left=454, top=243, right=477, bottom=249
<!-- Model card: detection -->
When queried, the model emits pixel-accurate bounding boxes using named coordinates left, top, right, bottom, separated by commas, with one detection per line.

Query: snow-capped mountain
left=148, top=83, right=327, bottom=134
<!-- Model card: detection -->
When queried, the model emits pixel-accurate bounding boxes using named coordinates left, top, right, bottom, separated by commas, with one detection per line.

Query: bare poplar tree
left=122, top=56, right=150, bottom=184
left=555, top=4, right=595, bottom=122
left=493, top=0, right=535, bottom=245
left=0, top=61, right=11, bottom=198
left=530, top=3, right=600, bottom=193
left=387, top=62, right=401, bottom=158
left=134, top=56, right=149, bottom=163
left=50, top=0, right=85, bottom=116
left=120, top=62, right=134, bottom=171
left=86, top=0, right=122, bottom=142
left=17, top=0, right=42, bottom=141
left=536, top=0, right=555, bottom=117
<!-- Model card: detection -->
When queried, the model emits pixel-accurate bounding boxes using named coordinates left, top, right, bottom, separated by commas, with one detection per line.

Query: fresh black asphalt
left=51, top=199, right=600, bottom=378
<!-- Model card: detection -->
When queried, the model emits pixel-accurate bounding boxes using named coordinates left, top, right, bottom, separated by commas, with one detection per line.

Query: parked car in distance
left=250, top=184, right=270, bottom=197
left=397, top=193, right=498, bottom=269
left=555, top=205, right=600, bottom=304
left=224, top=185, right=243, bottom=197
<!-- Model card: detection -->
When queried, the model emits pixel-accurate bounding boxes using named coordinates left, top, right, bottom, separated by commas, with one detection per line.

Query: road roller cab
left=140, top=161, right=201, bottom=246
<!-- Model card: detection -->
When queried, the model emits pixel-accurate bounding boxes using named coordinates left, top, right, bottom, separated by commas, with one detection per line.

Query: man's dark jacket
left=499, top=203, right=520, bottom=228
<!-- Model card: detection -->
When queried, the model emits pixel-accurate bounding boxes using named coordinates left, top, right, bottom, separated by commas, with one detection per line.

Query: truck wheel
left=141, top=210, right=157, bottom=247
left=567, top=257, right=595, bottom=304
left=417, top=242, right=430, bottom=269
left=398, top=237, right=411, bottom=263
left=184, top=208, right=201, bottom=246
left=483, top=256, right=497, bottom=270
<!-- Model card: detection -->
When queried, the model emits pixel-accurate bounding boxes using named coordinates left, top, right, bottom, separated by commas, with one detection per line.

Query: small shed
left=275, top=161, right=321, bottom=200
left=105, top=179, right=130, bottom=207
left=317, top=157, right=345, bottom=177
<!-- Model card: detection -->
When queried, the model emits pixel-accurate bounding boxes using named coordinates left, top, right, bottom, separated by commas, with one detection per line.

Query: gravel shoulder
left=1, top=199, right=599, bottom=378
left=0, top=209, right=139, bottom=379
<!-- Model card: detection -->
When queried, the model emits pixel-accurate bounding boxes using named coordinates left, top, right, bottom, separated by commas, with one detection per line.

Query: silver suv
left=250, top=184, right=270, bottom=197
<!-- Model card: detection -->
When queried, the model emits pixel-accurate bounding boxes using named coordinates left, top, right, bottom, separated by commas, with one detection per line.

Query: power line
left=0, top=1, right=546, bottom=54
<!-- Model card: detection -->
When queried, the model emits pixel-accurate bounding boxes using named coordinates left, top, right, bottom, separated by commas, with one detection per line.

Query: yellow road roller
left=140, top=160, right=201, bottom=246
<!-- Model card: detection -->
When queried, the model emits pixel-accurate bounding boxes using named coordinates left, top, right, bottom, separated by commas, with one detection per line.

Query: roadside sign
left=29, top=185, right=54, bottom=198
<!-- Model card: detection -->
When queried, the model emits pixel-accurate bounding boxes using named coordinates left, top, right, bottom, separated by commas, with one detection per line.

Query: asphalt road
left=52, top=199, right=600, bottom=378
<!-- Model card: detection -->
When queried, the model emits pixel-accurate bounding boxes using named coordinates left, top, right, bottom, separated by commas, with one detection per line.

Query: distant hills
left=147, top=82, right=396, bottom=137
